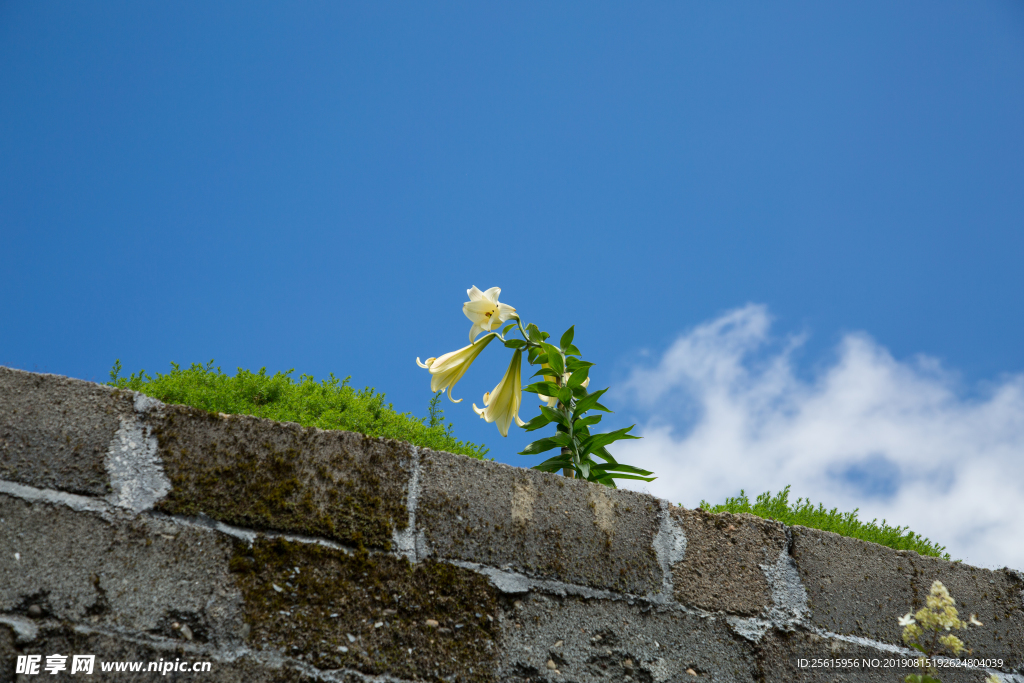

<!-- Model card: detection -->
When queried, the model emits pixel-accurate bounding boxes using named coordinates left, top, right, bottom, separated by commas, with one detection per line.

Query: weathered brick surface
left=791, top=525, right=1024, bottom=669
left=0, top=625, right=13, bottom=683
left=0, top=494, right=244, bottom=646
left=151, top=407, right=412, bottom=549
left=908, top=554, right=1024, bottom=670
left=4, top=624, right=321, bottom=683
left=758, top=630, right=988, bottom=683
left=416, top=449, right=663, bottom=595
left=790, top=525, right=917, bottom=644
left=0, top=367, right=132, bottom=496
left=232, top=537, right=500, bottom=682
left=497, top=592, right=759, bottom=682
left=670, top=508, right=788, bottom=616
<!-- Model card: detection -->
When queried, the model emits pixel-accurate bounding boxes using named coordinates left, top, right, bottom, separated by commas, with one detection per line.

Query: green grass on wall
left=108, top=360, right=949, bottom=558
left=700, top=486, right=950, bottom=559
left=107, top=360, right=488, bottom=459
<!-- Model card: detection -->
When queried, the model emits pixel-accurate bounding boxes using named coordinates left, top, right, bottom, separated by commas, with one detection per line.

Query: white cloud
left=615, top=304, right=1024, bottom=570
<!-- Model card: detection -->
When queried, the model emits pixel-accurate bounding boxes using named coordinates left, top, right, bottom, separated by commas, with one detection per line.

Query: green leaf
left=559, top=326, right=574, bottom=350
left=578, top=459, right=590, bottom=480
left=539, top=406, right=570, bottom=428
left=572, top=388, right=610, bottom=418
left=521, top=413, right=552, bottom=432
left=566, top=366, right=590, bottom=389
left=579, top=426, right=640, bottom=458
left=599, top=472, right=656, bottom=482
left=541, top=343, right=564, bottom=376
left=503, top=339, right=527, bottom=349
left=526, top=323, right=544, bottom=343
left=574, top=414, right=603, bottom=428
left=564, top=358, right=594, bottom=371
left=557, top=386, right=573, bottom=405
left=531, top=454, right=574, bottom=473
left=527, top=347, right=542, bottom=365
left=519, top=437, right=565, bottom=456
left=564, top=343, right=581, bottom=357
left=540, top=331, right=550, bottom=341
left=593, top=445, right=615, bottom=462
left=523, top=381, right=561, bottom=398
left=530, top=367, right=558, bottom=379
left=592, top=462, right=653, bottom=476
left=501, top=321, right=519, bottom=337
left=547, top=431, right=574, bottom=447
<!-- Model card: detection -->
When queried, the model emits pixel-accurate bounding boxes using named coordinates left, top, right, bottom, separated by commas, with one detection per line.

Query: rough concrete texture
left=0, top=625, right=13, bottom=683
left=5, top=623, right=322, bottom=683
left=909, top=554, right=1024, bottom=670
left=232, top=537, right=500, bottom=682
left=791, top=525, right=1024, bottom=670
left=2, top=368, right=1023, bottom=683
left=151, top=406, right=413, bottom=550
left=0, top=494, right=245, bottom=647
left=790, top=525, right=918, bottom=644
left=496, top=592, right=759, bottom=682
left=670, top=508, right=788, bottom=616
left=0, top=366, right=132, bottom=496
left=758, top=630, right=993, bottom=683
left=416, top=449, right=663, bottom=596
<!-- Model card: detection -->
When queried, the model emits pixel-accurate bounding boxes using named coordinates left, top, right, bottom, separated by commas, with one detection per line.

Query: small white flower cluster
left=897, top=580, right=1000, bottom=682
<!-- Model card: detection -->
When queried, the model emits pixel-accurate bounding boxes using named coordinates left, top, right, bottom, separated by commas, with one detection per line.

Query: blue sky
left=2, top=2, right=1023, bottom=568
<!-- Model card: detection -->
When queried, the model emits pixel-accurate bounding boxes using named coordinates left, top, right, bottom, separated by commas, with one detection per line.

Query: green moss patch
left=700, top=486, right=951, bottom=559
left=231, top=538, right=499, bottom=682
left=153, top=406, right=410, bottom=549
left=108, top=360, right=488, bottom=458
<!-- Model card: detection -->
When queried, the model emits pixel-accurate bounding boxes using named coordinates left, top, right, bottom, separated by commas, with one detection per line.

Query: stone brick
left=791, top=524, right=1024, bottom=670
left=4, top=623, right=321, bottom=683
left=670, top=508, right=788, bottom=615
left=496, top=592, right=759, bottom=682
left=790, top=525, right=917, bottom=644
left=908, top=554, right=1024, bottom=670
left=0, top=494, right=245, bottom=646
left=0, top=366, right=133, bottom=496
left=416, top=449, right=663, bottom=595
left=0, top=625, right=14, bottom=683
left=231, top=537, right=500, bottom=682
left=151, top=407, right=412, bottom=549
left=758, top=630, right=987, bottom=683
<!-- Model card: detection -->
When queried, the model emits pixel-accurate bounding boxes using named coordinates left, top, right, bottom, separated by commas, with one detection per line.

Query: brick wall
left=1, top=366, right=1021, bottom=682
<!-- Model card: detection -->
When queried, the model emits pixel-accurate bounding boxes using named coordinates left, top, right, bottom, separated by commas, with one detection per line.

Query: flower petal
left=480, top=287, right=501, bottom=304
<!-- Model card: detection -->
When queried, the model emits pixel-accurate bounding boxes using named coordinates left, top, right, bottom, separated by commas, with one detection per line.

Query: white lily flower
left=463, top=286, right=518, bottom=343
left=898, top=613, right=916, bottom=627
left=416, top=333, right=496, bottom=402
left=473, top=349, right=527, bottom=437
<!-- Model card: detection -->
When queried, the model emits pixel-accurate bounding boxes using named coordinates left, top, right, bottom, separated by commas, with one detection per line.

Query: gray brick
left=790, top=525, right=917, bottom=644
left=0, top=367, right=133, bottom=496
left=757, top=630, right=990, bottom=683
left=791, top=525, right=1024, bottom=670
left=496, top=592, right=759, bottom=682
left=416, top=449, right=663, bottom=595
left=0, top=494, right=245, bottom=646
left=151, top=407, right=413, bottom=549
left=908, top=555, right=1024, bottom=670
left=4, top=624, right=320, bottom=683
left=670, top=508, right=788, bottom=615
left=231, top=537, right=500, bottom=682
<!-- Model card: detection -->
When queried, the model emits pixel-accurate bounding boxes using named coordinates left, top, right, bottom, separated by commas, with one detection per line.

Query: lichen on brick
left=231, top=537, right=500, bottom=682
left=151, top=406, right=411, bottom=548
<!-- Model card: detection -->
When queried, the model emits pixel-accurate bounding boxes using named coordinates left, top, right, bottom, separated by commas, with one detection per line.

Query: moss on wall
left=231, top=538, right=500, bottom=682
